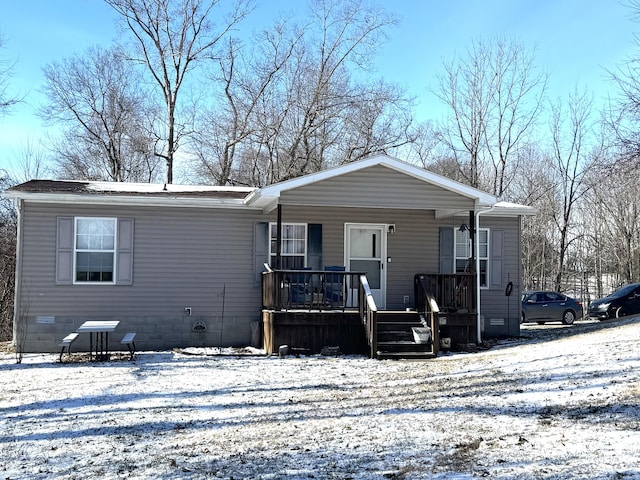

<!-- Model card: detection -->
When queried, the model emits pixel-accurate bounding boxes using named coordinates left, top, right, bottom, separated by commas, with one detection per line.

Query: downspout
left=12, top=199, right=23, bottom=346
left=475, top=205, right=496, bottom=344
left=276, top=204, right=282, bottom=269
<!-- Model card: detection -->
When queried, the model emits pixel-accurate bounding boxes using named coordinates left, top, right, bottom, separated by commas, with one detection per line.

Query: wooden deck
left=262, top=310, right=367, bottom=355
left=262, top=268, right=478, bottom=358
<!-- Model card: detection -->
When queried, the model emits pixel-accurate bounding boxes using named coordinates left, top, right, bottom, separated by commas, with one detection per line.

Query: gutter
left=4, top=192, right=255, bottom=209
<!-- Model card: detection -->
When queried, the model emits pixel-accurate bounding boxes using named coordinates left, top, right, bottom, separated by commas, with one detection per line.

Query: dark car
left=521, top=291, right=583, bottom=325
left=588, top=283, right=640, bottom=320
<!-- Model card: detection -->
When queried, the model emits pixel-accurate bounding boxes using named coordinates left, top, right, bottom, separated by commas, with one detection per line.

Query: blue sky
left=0, top=0, right=637, bottom=178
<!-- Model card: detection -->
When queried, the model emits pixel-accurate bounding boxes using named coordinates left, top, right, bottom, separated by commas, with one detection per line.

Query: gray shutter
left=307, top=224, right=322, bottom=270
left=439, top=227, right=454, bottom=273
left=116, top=218, right=134, bottom=285
left=56, top=217, right=74, bottom=284
left=490, top=229, right=503, bottom=289
left=254, top=222, right=269, bottom=285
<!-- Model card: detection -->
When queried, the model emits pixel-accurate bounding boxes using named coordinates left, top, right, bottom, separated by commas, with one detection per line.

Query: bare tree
left=190, top=0, right=410, bottom=186
left=606, top=0, right=640, bottom=166
left=106, top=0, right=253, bottom=184
left=265, top=0, right=401, bottom=182
left=9, top=137, right=50, bottom=183
left=547, top=88, right=598, bottom=292
left=504, top=144, right=556, bottom=290
left=434, top=37, right=546, bottom=195
left=40, top=45, right=160, bottom=182
left=402, top=120, right=440, bottom=168
left=584, top=172, right=640, bottom=288
left=0, top=33, right=20, bottom=117
left=191, top=24, right=300, bottom=186
left=0, top=174, right=16, bottom=343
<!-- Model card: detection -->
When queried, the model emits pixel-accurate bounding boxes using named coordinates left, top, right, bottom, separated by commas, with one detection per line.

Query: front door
left=345, top=224, right=386, bottom=309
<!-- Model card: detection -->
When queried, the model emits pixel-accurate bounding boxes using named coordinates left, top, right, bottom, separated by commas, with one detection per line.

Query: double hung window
left=269, top=223, right=307, bottom=269
left=454, top=228, right=489, bottom=288
left=74, top=217, right=116, bottom=283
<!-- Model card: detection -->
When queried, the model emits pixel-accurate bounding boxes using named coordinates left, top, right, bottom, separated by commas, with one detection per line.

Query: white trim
left=454, top=227, right=489, bottom=289
left=6, top=192, right=254, bottom=209
left=475, top=206, right=498, bottom=343
left=269, top=222, right=308, bottom=267
left=5, top=156, right=536, bottom=218
left=248, top=155, right=499, bottom=210
left=73, top=217, right=117, bottom=285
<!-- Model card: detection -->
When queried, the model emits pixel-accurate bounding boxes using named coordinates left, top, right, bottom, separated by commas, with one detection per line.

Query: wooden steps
left=374, top=311, right=437, bottom=360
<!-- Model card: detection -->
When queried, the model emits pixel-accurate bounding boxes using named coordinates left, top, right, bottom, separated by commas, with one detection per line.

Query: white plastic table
left=76, top=321, right=120, bottom=361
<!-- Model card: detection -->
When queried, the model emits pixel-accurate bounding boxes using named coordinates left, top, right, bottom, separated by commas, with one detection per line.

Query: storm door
left=345, top=224, right=386, bottom=309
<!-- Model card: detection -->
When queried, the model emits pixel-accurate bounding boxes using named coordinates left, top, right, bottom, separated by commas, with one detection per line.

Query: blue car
left=588, top=283, right=640, bottom=320
left=521, top=291, right=583, bottom=325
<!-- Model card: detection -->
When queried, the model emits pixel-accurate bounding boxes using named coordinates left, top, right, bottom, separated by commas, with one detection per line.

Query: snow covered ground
left=1, top=316, right=639, bottom=479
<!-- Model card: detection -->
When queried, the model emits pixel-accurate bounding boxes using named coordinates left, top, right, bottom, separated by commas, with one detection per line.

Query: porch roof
left=246, top=155, right=500, bottom=213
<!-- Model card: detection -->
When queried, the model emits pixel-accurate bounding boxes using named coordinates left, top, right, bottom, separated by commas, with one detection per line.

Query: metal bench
left=120, top=332, right=137, bottom=360
left=58, top=333, right=79, bottom=362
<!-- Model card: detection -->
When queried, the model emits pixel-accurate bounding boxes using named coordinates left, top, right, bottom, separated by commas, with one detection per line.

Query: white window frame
left=73, top=217, right=117, bottom=284
left=269, top=223, right=307, bottom=268
left=454, top=227, right=489, bottom=289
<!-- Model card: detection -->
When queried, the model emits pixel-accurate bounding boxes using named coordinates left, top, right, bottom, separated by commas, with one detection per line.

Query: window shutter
left=439, top=227, right=454, bottom=273
left=56, top=217, right=74, bottom=284
left=307, top=224, right=322, bottom=270
left=253, top=222, right=269, bottom=285
left=490, top=229, right=504, bottom=289
left=116, top=218, right=134, bottom=285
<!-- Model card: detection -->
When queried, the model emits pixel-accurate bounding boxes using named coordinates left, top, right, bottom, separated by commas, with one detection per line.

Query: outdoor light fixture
left=459, top=223, right=469, bottom=232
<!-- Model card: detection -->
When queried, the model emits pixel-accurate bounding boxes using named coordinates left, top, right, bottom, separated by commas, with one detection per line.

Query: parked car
left=587, top=283, right=640, bottom=320
left=521, top=291, right=583, bottom=325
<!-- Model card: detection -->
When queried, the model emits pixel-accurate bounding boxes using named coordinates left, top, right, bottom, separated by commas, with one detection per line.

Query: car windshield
left=611, top=284, right=638, bottom=297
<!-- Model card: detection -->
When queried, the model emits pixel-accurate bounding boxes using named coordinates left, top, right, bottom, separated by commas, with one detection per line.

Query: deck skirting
left=262, top=310, right=367, bottom=355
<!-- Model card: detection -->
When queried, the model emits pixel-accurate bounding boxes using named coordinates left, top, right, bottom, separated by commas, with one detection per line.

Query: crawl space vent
left=192, top=321, right=207, bottom=332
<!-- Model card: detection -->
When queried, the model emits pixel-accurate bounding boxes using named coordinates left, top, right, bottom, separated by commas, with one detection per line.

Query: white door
left=345, top=224, right=386, bottom=309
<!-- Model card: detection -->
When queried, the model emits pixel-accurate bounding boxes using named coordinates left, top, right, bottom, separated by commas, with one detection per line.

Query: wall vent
left=192, top=321, right=207, bottom=332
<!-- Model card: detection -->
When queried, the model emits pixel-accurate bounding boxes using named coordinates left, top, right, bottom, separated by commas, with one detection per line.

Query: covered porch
left=261, top=267, right=476, bottom=359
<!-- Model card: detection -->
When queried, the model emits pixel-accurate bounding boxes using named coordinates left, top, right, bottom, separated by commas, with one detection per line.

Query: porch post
left=276, top=204, right=282, bottom=269
left=468, top=210, right=475, bottom=274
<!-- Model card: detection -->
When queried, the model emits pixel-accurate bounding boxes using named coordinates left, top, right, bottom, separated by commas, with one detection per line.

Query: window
left=269, top=223, right=307, bottom=269
left=74, top=217, right=116, bottom=283
left=454, top=228, right=489, bottom=288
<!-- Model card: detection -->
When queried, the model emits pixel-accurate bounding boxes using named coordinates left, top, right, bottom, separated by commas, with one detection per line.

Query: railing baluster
left=262, top=269, right=366, bottom=312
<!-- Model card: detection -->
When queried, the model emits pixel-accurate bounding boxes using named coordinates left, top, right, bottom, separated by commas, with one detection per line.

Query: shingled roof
left=7, top=179, right=255, bottom=200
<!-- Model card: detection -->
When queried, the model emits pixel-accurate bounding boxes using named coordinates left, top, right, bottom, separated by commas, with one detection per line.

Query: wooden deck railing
left=414, top=274, right=442, bottom=353
left=415, top=273, right=476, bottom=313
left=415, top=273, right=477, bottom=347
left=358, top=275, right=378, bottom=358
left=262, top=268, right=365, bottom=311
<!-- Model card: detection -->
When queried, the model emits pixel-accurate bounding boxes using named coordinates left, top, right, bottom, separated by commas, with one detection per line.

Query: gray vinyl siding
left=18, top=202, right=266, bottom=352
left=17, top=199, right=523, bottom=352
left=280, top=165, right=475, bottom=211
left=272, top=205, right=441, bottom=309
left=476, top=216, right=522, bottom=337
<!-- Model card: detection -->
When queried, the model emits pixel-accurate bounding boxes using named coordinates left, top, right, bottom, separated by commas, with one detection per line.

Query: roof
left=8, top=179, right=254, bottom=198
left=5, top=179, right=256, bottom=208
left=3, top=155, right=536, bottom=216
left=245, top=154, right=499, bottom=211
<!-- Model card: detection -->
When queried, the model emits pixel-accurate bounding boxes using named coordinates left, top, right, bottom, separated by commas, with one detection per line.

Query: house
left=5, top=155, right=535, bottom=358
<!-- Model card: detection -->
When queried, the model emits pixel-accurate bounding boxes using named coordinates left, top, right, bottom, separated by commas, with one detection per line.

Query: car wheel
left=615, top=307, right=627, bottom=318
left=562, top=310, right=576, bottom=325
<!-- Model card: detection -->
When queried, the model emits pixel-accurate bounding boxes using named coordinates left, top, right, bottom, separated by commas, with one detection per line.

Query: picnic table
left=76, top=320, right=120, bottom=361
